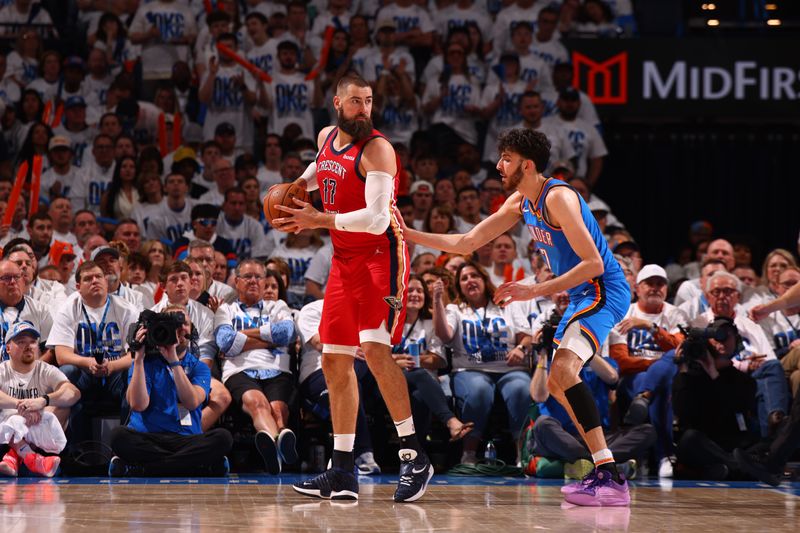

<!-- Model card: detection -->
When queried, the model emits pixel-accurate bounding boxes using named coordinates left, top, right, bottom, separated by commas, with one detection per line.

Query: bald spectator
left=48, top=197, right=78, bottom=248
left=198, top=158, right=236, bottom=207
left=675, top=239, right=736, bottom=307
left=112, top=219, right=142, bottom=253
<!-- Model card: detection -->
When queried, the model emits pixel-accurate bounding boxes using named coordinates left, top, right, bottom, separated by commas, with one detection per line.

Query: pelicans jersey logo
left=383, top=296, right=403, bottom=310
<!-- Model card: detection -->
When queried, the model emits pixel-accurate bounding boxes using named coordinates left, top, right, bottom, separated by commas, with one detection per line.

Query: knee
left=321, top=354, right=353, bottom=381
left=208, top=428, right=234, bottom=452
left=210, top=381, right=232, bottom=410
left=269, top=401, right=288, bottom=416
left=60, top=364, right=82, bottom=383
left=241, top=391, right=269, bottom=412
left=109, top=426, right=131, bottom=451
left=458, top=377, right=492, bottom=404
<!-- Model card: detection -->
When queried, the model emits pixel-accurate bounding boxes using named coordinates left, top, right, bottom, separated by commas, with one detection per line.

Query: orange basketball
left=263, top=182, right=311, bottom=228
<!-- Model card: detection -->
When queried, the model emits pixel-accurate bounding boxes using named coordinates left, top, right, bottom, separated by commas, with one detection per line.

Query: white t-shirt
left=267, top=70, right=315, bottom=141
left=209, top=280, right=237, bottom=305
left=304, top=244, right=333, bottom=290
left=200, top=64, right=257, bottom=150
left=0, top=77, right=20, bottom=108
left=511, top=120, right=575, bottom=173
left=214, top=299, right=294, bottom=382
left=607, top=302, right=688, bottom=361
left=480, top=79, right=528, bottom=162
left=297, top=299, right=323, bottom=384
left=545, top=116, right=608, bottom=179
left=421, top=54, right=488, bottom=92
left=491, top=4, right=544, bottom=53
left=256, top=166, right=282, bottom=190
left=5, top=51, right=37, bottom=87
left=0, top=296, right=53, bottom=355
left=245, top=40, right=278, bottom=78
left=376, top=95, right=420, bottom=147
left=40, top=166, right=79, bottom=200
left=26, top=77, right=60, bottom=104
left=757, top=311, right=800, bottom=354
left=109, top=283, right=144, bottom=312
left=28, top=278, right=67, bottom=311
left=489, top=54, right=553, bottom=93
left=530, top=35, right=569, bottom=69
left=375, top=3, right=434, bottom=52
left=216, top=215, right=273, bottom=259
left=144, top=198, right=193, bottom=243
left=433, top=4, right=492, bottom=40
left=47, top=293, right=139, bottom=360
left=445, top=301, right=526, bottom=373
left=52, top=124, right=96, bottom=168
left=270, top=243, right=319, bottom=297
left=422, top=73, right=481, bottom=145
left=363, top=49, right=416, bottom=84
left=0, top=2, right=54, bottom=26
left=129, top=1, right=197, bottom=80
left=0, top=360, right=66, bottom=419
left=67, top=162, right=115, bottom=215
left=131, top=201, right=163, bottom=238
left=83, top=74, right=114, bottom=107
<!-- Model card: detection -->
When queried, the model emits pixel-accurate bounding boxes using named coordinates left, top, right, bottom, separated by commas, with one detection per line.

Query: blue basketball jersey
left=521, top=178, right=625, bottom=298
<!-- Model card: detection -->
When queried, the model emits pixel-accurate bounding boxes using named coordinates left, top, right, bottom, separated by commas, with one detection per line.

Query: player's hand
left=749, top=304, right=771, bottom=322
left=617, top=317, right=653, bottom=335
left=394, top=207, right=412, bottom=237
left=494, top=281, right=537, bottom=307
left=273, top=197, right=321, bottom=233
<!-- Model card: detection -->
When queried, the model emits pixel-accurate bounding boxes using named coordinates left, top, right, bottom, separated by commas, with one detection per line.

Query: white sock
left=592, top=448, right=614, bottom=466
left=333, top=433, right=355, bottom=453
left=11, top=441, right=32, bottom=458
left=394, top=416, right=415, bottom=438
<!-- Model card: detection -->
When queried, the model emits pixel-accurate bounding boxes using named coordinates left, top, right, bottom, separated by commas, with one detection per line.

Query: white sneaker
left=355, top=451, right=381, bottom=475
left=658, top=457, right=674, bottom=478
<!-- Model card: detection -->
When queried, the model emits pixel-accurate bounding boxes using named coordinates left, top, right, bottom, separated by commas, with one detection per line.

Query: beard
left=337, top=107, right=373, bottom=141
left=503, top=164, right=524, bottom=191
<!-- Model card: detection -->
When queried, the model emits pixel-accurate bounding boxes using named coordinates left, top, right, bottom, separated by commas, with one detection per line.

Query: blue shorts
left=553, top=275, right=630, bottom=356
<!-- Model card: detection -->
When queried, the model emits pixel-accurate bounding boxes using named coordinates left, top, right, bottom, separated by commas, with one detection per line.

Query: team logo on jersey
left=573, top=51, right=628, bottom=105
left=383, top=296, right=403, bottom=310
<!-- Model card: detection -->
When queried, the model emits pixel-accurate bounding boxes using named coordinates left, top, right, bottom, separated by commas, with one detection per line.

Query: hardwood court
left=0, top=476, right=797, bottom=532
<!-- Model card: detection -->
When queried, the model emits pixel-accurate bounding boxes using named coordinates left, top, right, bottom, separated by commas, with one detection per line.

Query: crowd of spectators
left=0, top=0, right=796, bottom=482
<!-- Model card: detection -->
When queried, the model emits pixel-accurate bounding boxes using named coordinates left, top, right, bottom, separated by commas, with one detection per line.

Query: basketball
left=263, top=182, right=310, bottom=228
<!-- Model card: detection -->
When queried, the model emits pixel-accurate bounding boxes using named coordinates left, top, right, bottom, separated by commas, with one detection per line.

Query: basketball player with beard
left=399, top=129, right=632, bottom=506
left=272, top=73, right=433, bottom=503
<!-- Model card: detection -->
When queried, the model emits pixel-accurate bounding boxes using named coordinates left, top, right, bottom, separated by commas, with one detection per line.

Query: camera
left=127, top=310, right=186, bottom=356
left=677, top=317, right=741, bottom=363
left=532, top=311, right=563, bottom=355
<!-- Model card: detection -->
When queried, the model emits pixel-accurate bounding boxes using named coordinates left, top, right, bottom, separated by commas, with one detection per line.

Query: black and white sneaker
left=394, top=450, right=433, bottom=503
left=293, top=468, right=359, bottom=500
left=255, top=431, right=281, bottom=475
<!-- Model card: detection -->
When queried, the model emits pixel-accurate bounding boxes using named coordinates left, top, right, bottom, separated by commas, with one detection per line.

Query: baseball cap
left=49, top=241, right=76, bottom=266
left=214, top=122, right=236, bottom=136
left=636, top=264, right=668, bottom=284
left=587, top=199, right=608, bottom=216
left=173, top=146, right=197, bottom=164
left=551, top=160, right=575, bottom=174
left=5, top=321, right=40, bottom=344
left=409, top=181, right=433, bottom=195
left=613, top=240, right=640, bottom=254
left=376, top=19, right=396, bottom=31
left=559, top=87, right=580, bottom=101
left=48, top=136, right=72, bottom=152
left=90, top=246, right=120, bottom=262
left=63, top=56, right=85, bottom=71
left=64, top=96, right=87, bottom=109
left=191, top=203, right=220, bottom=221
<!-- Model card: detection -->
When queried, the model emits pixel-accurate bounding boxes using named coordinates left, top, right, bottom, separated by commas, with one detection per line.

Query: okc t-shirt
left=0, top=360, right=66, bottom=420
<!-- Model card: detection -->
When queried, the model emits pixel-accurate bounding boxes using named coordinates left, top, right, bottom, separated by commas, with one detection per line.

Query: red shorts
left=319, top=244, right=409, bottom=348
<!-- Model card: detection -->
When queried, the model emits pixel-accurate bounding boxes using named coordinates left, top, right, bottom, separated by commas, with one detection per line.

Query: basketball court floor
left=0, top=475, right=797, bottom=532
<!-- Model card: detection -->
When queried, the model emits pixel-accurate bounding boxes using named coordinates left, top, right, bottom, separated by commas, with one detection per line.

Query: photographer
left=672, top=318, right=758, bottom=480
left=108, top=305, right=232, bottom=477
left=529, top=290, right=656, bottom=478
left=691, top=271, right=789, bottom=437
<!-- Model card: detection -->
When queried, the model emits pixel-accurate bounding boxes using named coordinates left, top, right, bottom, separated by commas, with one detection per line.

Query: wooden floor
left=0, top=475, right=798, bottom=532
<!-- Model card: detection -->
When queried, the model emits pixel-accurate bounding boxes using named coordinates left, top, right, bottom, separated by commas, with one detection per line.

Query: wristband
left=168, top=360, right=182, bottom=368
left=42, top=394, right=50, bottom=406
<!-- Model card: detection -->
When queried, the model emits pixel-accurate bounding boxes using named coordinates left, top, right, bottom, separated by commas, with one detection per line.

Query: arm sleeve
left=609, top=343, right=655, bottom=376
left=334, top=171, right=393, bottom=235
left=298, top=161, right=319, bottom=192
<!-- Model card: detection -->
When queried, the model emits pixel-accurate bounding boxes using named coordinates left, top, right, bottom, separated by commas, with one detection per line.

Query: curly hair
left=497, top=127, right=551, bottom=174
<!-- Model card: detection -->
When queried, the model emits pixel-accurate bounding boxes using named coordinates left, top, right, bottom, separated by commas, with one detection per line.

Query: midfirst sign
left=567, top=39, right=800, bottom=117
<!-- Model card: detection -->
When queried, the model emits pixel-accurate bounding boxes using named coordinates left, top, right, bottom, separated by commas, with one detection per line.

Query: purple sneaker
left=563, top=470, right=630, bottom=507
left=561, top=470, right=598, bottom=495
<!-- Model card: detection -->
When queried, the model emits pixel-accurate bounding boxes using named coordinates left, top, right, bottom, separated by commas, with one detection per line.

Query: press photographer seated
left=109, top=306, right=233, bottom=477
left=672, top=317, right=758, bottom=480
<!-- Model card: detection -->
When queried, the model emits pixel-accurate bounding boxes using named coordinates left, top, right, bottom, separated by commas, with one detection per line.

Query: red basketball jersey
left=316, top=127, right=403, bottom=255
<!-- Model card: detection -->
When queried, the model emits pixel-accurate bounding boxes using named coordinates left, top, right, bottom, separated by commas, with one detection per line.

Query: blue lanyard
left=238, top=301, right=265, bottom=328
left=81, top=297, right=111, bottom=353
left=0, top=300, right=24, bottom=359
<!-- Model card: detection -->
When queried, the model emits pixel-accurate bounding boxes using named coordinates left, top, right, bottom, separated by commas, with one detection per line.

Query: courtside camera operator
left=108, top=305, right=232, bottom=477
left=671, top=318, right=758, bottom=480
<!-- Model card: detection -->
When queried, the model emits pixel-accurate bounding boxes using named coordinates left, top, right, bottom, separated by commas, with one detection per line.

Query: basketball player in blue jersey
left=400, top=129, right=631, bottom=506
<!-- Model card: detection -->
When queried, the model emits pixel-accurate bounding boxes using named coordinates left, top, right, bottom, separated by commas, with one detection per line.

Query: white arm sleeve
left=299, top=161, right=319, bottom=192
left=334, top=171, right=393, bottom=235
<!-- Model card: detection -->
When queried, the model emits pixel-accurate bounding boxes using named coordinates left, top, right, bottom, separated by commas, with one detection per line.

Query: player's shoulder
left=317, top=126, right=336, bottom=148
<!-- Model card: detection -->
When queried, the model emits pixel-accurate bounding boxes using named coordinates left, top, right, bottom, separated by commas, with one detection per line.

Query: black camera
left=677, top=317, right=740, bottom=363
left=533, top=311, right=563, bottom=355
left=127, top=310, right=186, bottom=355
